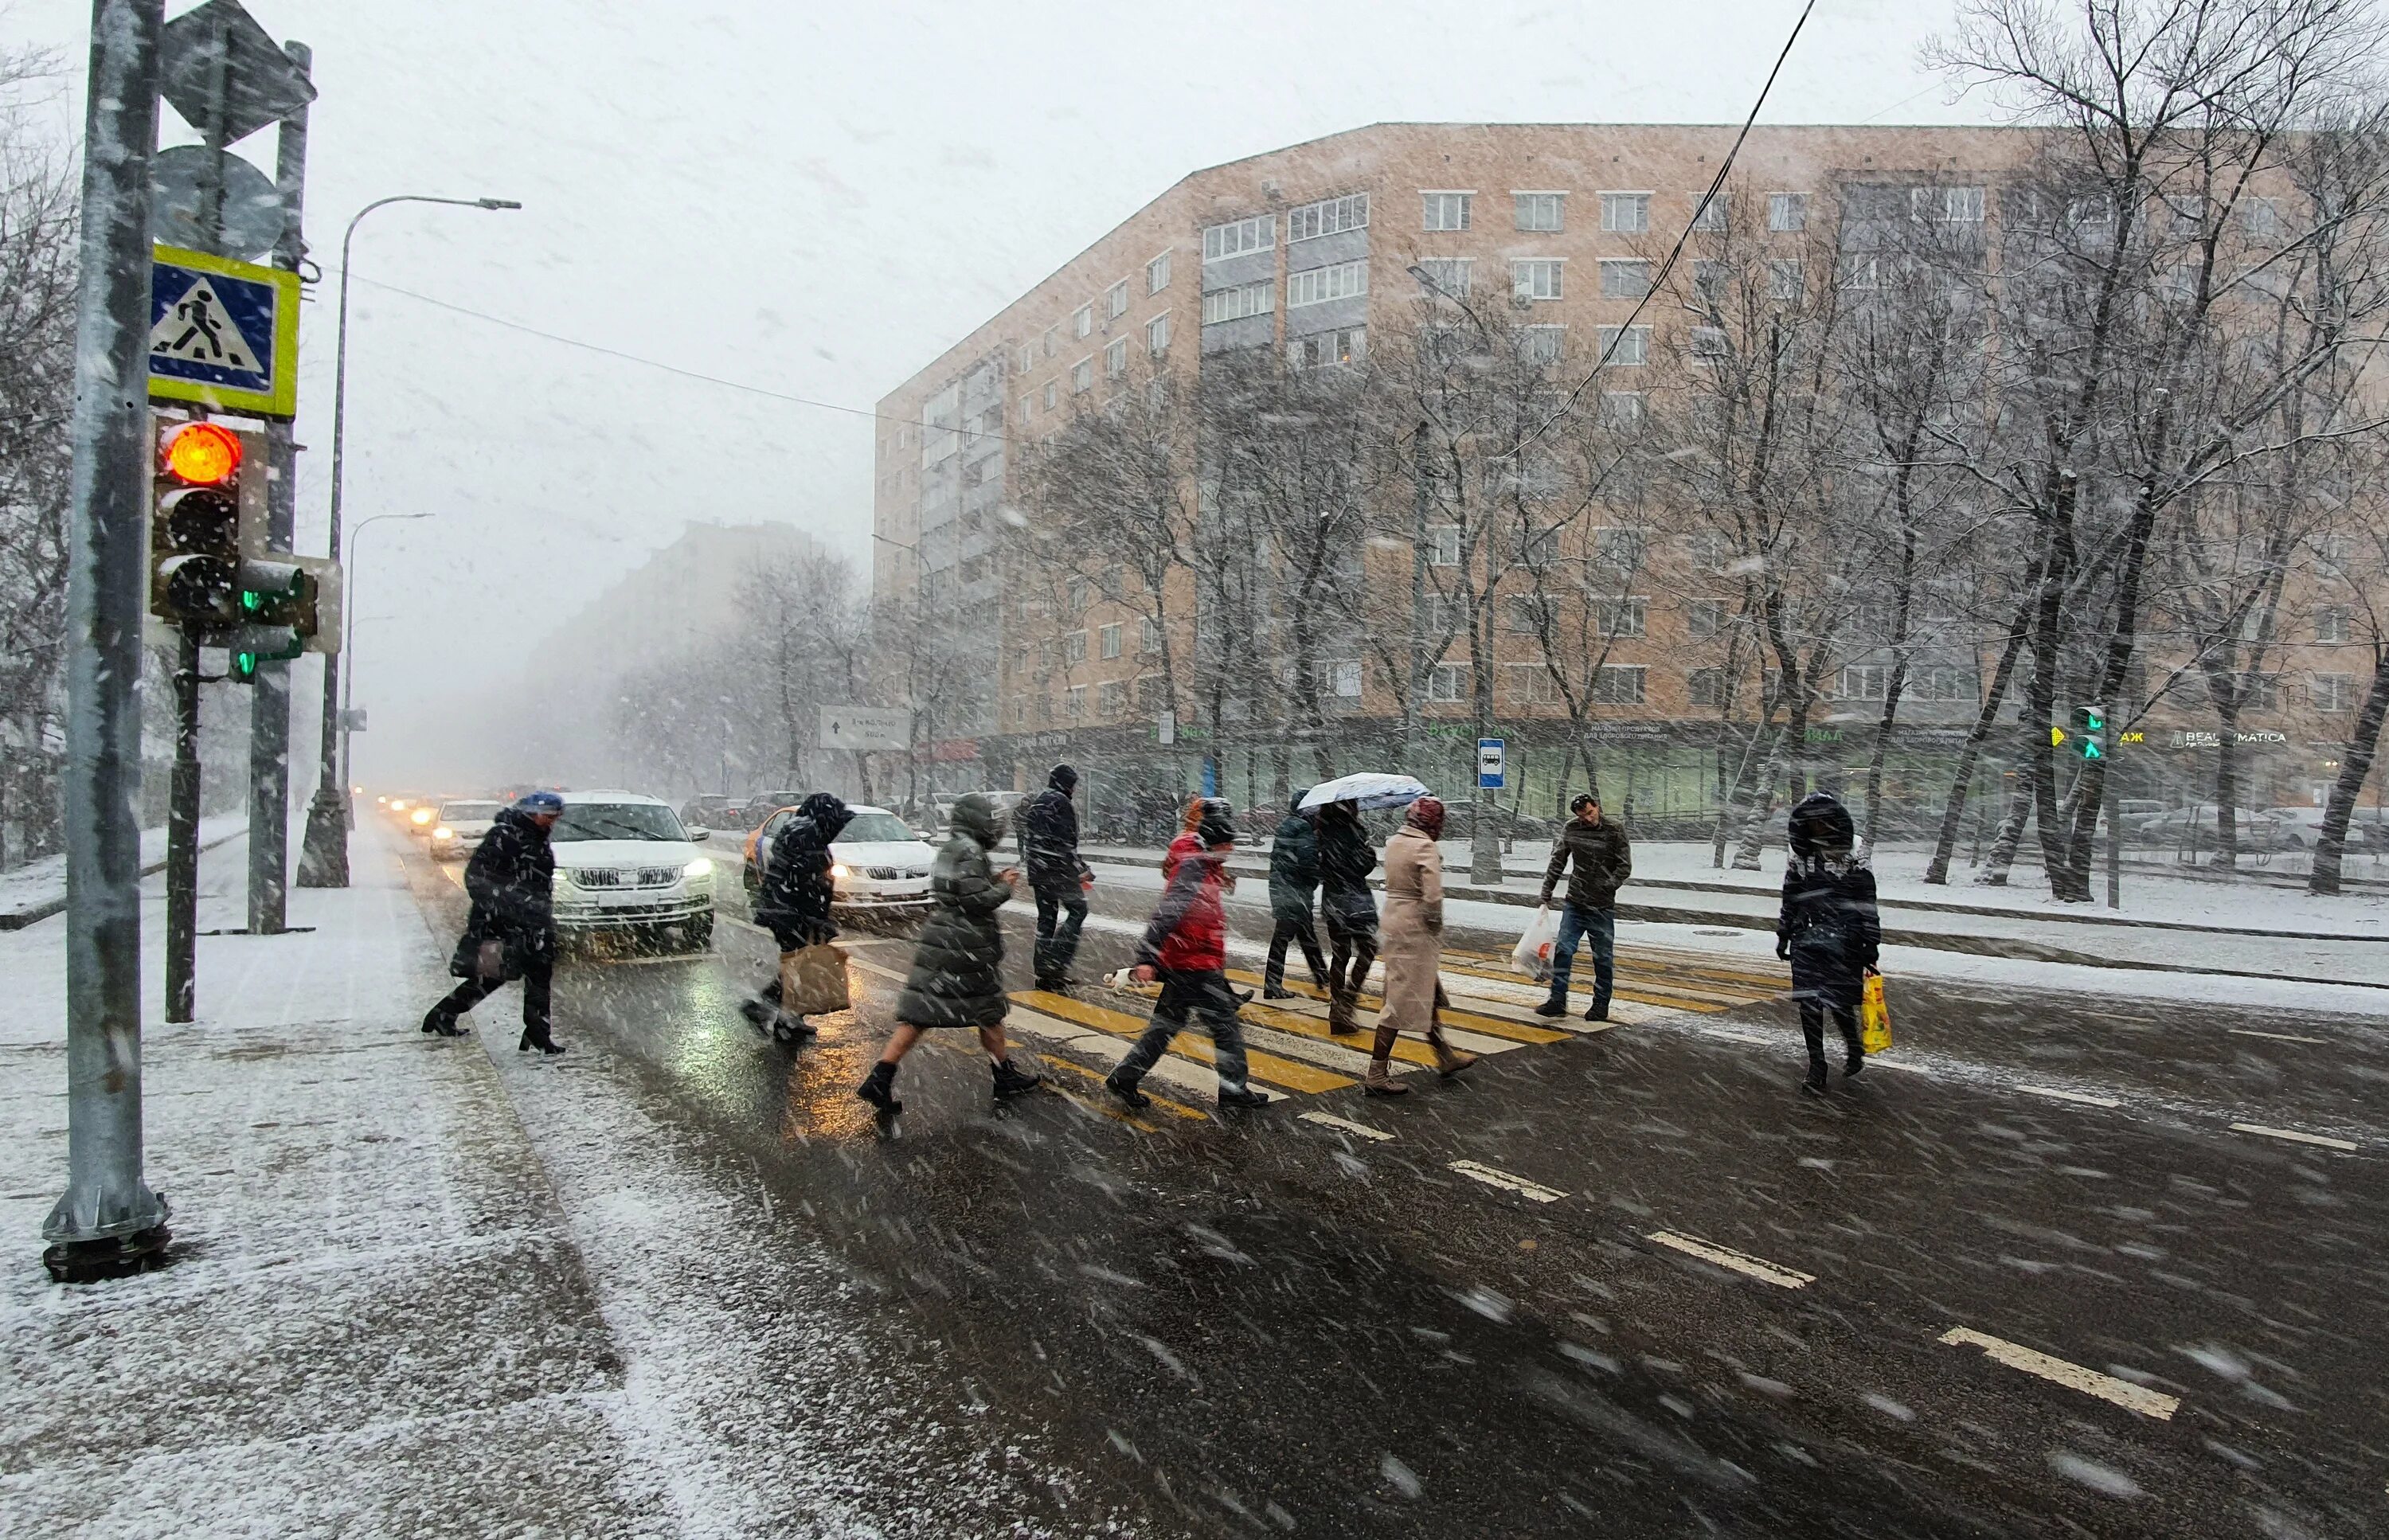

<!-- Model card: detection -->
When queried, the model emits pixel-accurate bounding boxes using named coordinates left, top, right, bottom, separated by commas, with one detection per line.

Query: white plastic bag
left=1511, top=905, right=1559, bottom=981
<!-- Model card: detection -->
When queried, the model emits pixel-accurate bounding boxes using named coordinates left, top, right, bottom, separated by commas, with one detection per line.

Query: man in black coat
left=1019, top=764, right=1094, bottom=991
left=1263, top=790, right=1328, bottom=998
left=1315, top=799, right=1378, bottom=1034
left=747, top=791, right=852, bottom=1040
left=422, top=791, right=565, bottom=1053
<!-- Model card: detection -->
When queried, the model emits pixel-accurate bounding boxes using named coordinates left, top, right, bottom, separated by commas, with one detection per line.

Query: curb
left=0, top=830, right=246, bottom=932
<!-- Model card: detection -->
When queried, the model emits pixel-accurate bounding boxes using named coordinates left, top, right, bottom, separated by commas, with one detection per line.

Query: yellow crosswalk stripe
left=1239, top=999, right=1443, bottom=1067
left=1233, top=987, right=1563, bottom=1049
left=1014, top=990, right=1355, bottom=1095
left=1034, top=1053, right=1206, bottom=1123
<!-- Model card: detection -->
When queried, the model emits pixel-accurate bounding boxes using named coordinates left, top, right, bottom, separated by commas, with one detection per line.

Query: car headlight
left=433, top=827, right=453, bottom=839
left=831, top=862, right=850, bottom=879
left=683, top=858, right=712, bottom=877
left=411, top=808, right=433, bottom=825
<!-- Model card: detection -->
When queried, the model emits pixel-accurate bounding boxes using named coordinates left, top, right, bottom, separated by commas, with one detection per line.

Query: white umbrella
left=1299, top=772, right=1429, bottom=812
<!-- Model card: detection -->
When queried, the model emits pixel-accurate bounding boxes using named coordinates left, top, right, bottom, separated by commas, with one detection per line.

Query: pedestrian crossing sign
left=148, top=244, right=299, bottom=419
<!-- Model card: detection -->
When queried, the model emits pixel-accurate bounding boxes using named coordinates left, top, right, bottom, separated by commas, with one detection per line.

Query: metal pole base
left=296, top=784, right=349, bottom=888
left=42, top=1223, right=174, bottom=1284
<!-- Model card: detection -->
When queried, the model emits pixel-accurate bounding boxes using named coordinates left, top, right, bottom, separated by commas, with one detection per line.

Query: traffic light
left=150, top=420, right=247, bottom=627
left=2071, top=704, right=2108, bottom=761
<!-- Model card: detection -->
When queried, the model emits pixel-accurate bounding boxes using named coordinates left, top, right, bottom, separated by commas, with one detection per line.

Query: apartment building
left=874, top=122, right=2377, bottom=823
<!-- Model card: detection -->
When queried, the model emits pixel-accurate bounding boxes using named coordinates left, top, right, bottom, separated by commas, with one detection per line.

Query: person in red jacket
left=1106, top=803, right=1272, bottom=1111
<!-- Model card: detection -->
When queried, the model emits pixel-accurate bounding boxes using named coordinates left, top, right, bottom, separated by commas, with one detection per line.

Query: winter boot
left=1430, top=1031, right=1478, bottom=1079
left=1801, top=1057, right=1829, bottom=1096
left=1843, top=1032, right=1865, bottom=1080
left=1263, top=986, right=1297, bottom=1001
left=739, top=998, right=774, bottom=1031
left=1327, top=991, right=1360, bottom=1036
left=771, top=1014, right=816, bottom=1044
left=1532, top=992, right=1568, bottom=1018
left=1363, top=1022, right=1409, bottom=1096
left=1218, top=1084, right=1273, bottom=1109
left=420, top=1006, right=467, bottom=1038
left=1104, top=1069, right=1151, bottom=1109
left=1585, top=1000, right=1609, bottom=1022
left=519, top=1024, right=565, bottom=1056
left=991, top=1057, right=1044, bottom=1100
left=856, top=1061, right=902, bottom=1115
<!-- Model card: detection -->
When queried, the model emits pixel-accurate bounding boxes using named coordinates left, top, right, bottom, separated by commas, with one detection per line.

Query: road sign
left=151, top=144, right=284, bottom=260
left=819, top=705, right=911, bottom=752
left=1156, top=711, right=1175, bottom=746
left=1478, top=737, right=1506, bottom=789
left=149, top=244, right=299, bottom=418
left=159, top=0, right=318, bottom=147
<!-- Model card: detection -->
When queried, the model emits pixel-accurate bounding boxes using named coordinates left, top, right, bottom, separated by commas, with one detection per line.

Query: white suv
left=547, top=791, right=715, bottom=952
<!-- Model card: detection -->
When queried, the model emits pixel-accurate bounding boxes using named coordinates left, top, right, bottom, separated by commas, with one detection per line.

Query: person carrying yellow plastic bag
left=1860, top=971, right=1892, bottom=1054
left=1775, top=791, right=1883, bottom=1096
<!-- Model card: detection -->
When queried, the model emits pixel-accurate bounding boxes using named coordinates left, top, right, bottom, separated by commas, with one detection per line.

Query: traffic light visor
left=161, top=421, right=243, bottom=486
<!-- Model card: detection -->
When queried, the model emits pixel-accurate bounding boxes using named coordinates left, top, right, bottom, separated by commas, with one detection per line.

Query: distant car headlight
left=432, top=827, right=453, bottom=840
left=683, top=858, right=712, bottom=877
left=831, top=862, right=850, bottom=879
left=411, top=807, right=433, bottom=825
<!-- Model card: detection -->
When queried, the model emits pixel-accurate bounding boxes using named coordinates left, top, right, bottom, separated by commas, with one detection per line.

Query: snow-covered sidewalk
left=0, top=811, right=246, bottom=930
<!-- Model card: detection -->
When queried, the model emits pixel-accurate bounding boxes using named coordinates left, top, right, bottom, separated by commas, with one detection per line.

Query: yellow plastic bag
left=1859, top=972, right=1892, bottom=1054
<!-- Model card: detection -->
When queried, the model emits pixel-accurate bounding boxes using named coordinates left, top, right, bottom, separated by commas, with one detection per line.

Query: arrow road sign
left=148, top=244, right=299, bottom=418
left=159, top=0, right=318, bottom=147
left=819, top=705, right=912, bottom=752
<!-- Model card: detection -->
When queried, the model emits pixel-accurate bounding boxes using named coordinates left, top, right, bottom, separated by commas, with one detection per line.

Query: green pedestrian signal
left=2071, top=705, right=2108, bottom=761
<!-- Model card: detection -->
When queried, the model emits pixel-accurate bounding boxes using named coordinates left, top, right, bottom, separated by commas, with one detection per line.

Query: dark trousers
left=1033, top=885, right=1088, bottom=982
left=1265, top=911, right=1329, bottom=991
left=1324, top=910, right=1377, bottom=1003
left=1116, top=967, right=1251, bottom=1092
left=1799, top=999, right=1860, bottom=1065
left=432, top=956, right=553, bottom=1034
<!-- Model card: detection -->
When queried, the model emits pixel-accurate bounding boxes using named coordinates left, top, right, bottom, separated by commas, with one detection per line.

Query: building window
left=1596, top=597, right=1648, bottom=638
left=1105, top=337, right=1128, bottom=378
left=1686, top=598, right=1726, bottom=638
left=1591, top=666, right=1647, bottom=705
left=1066, top=684, right=1085, bottom=721
left=1593, top=526, right=1646, bottom=570
left=1687, top=668, right=1726, bottom=707
left=1096, top=679, right=1126, bottom=718
left=1287, top=259, right=1369, bottom=307
left=1202, top=214, right=1273, bottom=262
left=1141, top=616, right=1163, bottom=655
left=1333, top=660, right=1363, bottom=698
left=1063, top=630, right=1087, bottom=665
left=1427, top=524, right=1461, bottom=565
left=1291, top=326, right=1367, bottom=369
left=1099, top=622, right=1121, bottom=659
left=1601, top=390, right=1644, bottom=428
left=2243, top=197, right=2281, bottom=237
left=1598, top=259, right=1650, bottom=299
left=1689, top=326, right=1730, bottom=364
left=1147, top=313, right=1171, bottom=356
left=1072, top=357, right=1094, bottom=393
left=1691, top=259, right=1728, bottom=306
left=1595, top=324, right=1650, bottom=365
left=1201, top=280, right=1275, bottom=325
left=1911, top=666, right=1978, bottom=702
left=1421, top=191, right=1473, bottom=231
left=1768, top=192, right=1808, bottom=232
left=1516, top=324, right=1565, bottom=365
left=1513, top=260, right=1565, bottom=301
left=1413, top=257, right=1472, bottom=298
left=1147, top=251, right=1172, bottom=294
left=1689, top=192, right=1730, bottom=231
left=1769, top=258, right=1804, bottom=301
left=2316, top=606, right=2351, bottom=643
left=1515, top=191, right=1565, bottom=232
left=1941, top=186, right=1985, bottom=223
left=1073, top=304, right=1093, bottom=338
left=1107, top=279, right=1129, bottom=319
left=1288, top=191, right=1370, bottom=241
left=1837, top=665, right=1889, bottom=702
left=1600, top=192, right=1650, bottom=233
left=2315, top=673, right=2356, bottom=712
left=1428, top=663, right=1468, bottom=702
left=1503, top=596, right=1546, bottom=633
left=1042, top=381, right=1058, bottom=411
left=1015, top=343, right=1034, bottom=374
left=1509, top=664, right=1562, bottom=706
left=1419, top=592, right=1461, bottom=634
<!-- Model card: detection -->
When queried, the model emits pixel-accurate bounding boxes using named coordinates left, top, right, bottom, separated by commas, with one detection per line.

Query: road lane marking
left=1447, top=1159, right=1566, bottom=1203
left=2229, top=1029, right=2327, bottom=1046
left=1937, top=1327, right=2179, bottom=1420
left=1645, top=1230, right=1814, bottom=1289
left=2019, top=1085, right=2123, bottom=1108
left=1698, top=1025, right=1773, bottom=1046
left=1015, top=991, right=1355, bottom=1096
left=2231, top=1123, right=2360, bottom=1153
left=1299, top=1111, right=1394, bottom=1142
left=1033, top=1053, right=1205, bottom=1125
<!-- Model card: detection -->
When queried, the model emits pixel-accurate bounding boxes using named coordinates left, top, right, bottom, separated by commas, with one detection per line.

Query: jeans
left=1265, top=910, right=1328, bottom=991
left=1115, top=967, right=1252, bottom=1092
left=431, top=955, right=553, bottom=1034
left=1033, top=885, right=1088, bottom=982
left=1547, top=905, right=1615, bottom=1014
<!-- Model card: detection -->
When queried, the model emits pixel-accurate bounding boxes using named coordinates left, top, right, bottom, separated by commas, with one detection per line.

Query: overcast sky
left=13, top=0, right=1997, bottom=786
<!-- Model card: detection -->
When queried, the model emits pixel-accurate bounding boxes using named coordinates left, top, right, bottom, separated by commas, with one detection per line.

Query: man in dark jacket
left=1263, top=791, right=1328, bottom=999
left=746, top=791, right=852, bottom=1040
left=1105, top=803, right=1271, bottom=1111
left=422, top=791, right=565, bottom=1053
left=1535, top=792, right=1632, bottom=1022
left=1019, top=764, right=1093, bottom=991
left=1315, top=799, right=1378, bottom=1034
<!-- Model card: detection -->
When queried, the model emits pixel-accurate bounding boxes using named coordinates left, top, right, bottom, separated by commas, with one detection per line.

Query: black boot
left=1262, top=985, right=1296, bottom=1000
left=1585, top=996, right=1610, bottom=1022
left=1801, top=1058, right=1828, bottom=1095
left=771, top=1014, right=816, bottom=1044
left=856, top=1061, right=902, bottom=1114
left=739, top=998, right=774, bottom=1030
left=519, top=1025, right=565, bottom=1056
left=421, top=1006, right=467, bottom=1038
left=1105, top=1069, right=1150, bottom=1109
left=1843, top=1038, right=1865, bottom=1079
left=1532, top=992, right=1567, bottom=1018
left=991, top=1057, right=1043, bottom=1099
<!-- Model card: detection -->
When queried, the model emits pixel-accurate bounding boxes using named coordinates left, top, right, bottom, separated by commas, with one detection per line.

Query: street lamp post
left=299, top=194, right=520, bottom=887
left=336, top=512, right=432, bottom=795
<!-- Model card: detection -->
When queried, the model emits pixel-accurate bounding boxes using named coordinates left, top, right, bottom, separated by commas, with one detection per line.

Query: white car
left=546, top=791, right=715, bottom=952
left=744, top=804, right=936, bottom=917
left=428, top=799, right=502, bottom=862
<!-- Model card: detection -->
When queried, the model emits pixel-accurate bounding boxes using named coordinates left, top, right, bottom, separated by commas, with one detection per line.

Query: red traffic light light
left=160, top=420, right=243, bottom=487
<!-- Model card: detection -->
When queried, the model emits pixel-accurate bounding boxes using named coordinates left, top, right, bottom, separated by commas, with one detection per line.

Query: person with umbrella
left=1263, top=788, right=1328, bottom=999
left=1301, top=772, right=1426, bottom=1034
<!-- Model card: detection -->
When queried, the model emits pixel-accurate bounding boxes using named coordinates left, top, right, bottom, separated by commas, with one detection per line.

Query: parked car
left=737, top=789, right=808, bottom=830
left=428, top=799, right=503, bottom=862
left=545, top=791, right=714, bottom=952
left=677, top=795, right=739, bottom=837
left=2137, top=803, right=2305, bottom=854
left=2266, top=805, right=2386, bottom=850
left=743, top=803, right=936, bottom=918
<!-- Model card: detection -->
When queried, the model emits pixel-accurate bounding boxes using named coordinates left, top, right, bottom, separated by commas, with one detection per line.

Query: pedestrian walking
left=1776, top=791, right=1881, bottom=1095
left=1020, top=764, right=1095, bottom=991
left=746, top=791, right=852, bottom=1042
left=1105, top=801, right=1273, bottom=1111
left=1367, top=796, right=1477, bottom=1096
left=421, top=790, right=565, bottom=1053
left=856, top=792, right=1043, bottom=1113
left=1316, top=798, right=1378, bottom=1034
left=1535, top=792, right=1632, bottom=1022
left=1263, top=789, right=1329, bottom=999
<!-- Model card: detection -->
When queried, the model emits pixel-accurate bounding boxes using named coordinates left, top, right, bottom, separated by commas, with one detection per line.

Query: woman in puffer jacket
left=1775, top=791, right=1881, bottom=1095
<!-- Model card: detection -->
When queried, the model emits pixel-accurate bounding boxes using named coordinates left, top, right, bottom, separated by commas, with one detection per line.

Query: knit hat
left=1407, top=796, right=1446, bottom=838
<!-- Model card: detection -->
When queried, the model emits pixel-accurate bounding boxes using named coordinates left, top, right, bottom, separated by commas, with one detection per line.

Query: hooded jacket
left=1776, top=793, right=1880, bottom=1006
left=894, top=793, right=1014, bottom=1026
left=1540, top=814, right=1633, bottom=912
left=755, top=791, right=851, bottom=949
left=1267, top=793, right=1321, bottom=923
left=1019, top=768, right=1090, bottom=890
left=449, top=807, right=556, bottom=978
left=1315, top=803, right=1378, bottom=928
left=1139, top=841, right=1230, bottom=972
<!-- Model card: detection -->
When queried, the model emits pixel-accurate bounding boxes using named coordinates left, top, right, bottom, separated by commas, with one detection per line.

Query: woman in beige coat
left=1369, top=797, right=1478, bottom=1096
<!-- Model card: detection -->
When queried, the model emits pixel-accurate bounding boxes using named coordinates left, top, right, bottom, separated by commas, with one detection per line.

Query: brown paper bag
left=780, top=944, right=850, bottom=1015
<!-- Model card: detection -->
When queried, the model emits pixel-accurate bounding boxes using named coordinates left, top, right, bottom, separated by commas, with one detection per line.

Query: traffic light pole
left=167, top=627, right=201, bottom=1022
left=44, top=0, right=170, bottom=1282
